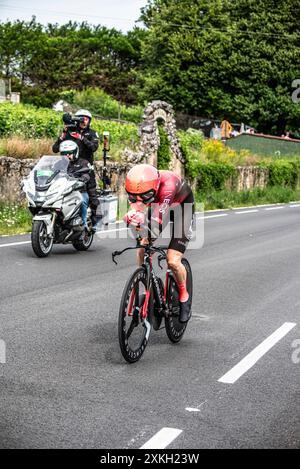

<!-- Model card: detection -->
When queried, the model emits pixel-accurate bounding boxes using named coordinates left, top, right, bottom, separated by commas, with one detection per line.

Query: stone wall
left=1, top=157, right=296, bottom=204
left=234, top=165, right=300, bottom=191
left=0, top=157, right=36, bottom=203
left=230, top=166, right=269, bottom=191
left=0, top=156, right=132, bottom=203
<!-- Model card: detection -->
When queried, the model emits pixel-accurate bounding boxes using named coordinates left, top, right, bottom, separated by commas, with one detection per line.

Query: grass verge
left=0, top=203, right=32, bottom=236
left=196, top=186, right=300, bottom=210
left=1, top=186, right=300, bottom=236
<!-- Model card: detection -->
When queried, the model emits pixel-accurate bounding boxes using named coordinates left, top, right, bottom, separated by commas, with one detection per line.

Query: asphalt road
left=0, top=203, right=299, bottom=449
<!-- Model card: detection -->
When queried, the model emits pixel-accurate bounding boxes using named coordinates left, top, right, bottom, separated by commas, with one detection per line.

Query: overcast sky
left=0, top=0, right=147, bottom=32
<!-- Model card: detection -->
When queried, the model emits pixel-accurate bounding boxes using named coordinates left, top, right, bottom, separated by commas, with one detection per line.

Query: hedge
left=195, top=162, right=237, bottom=193
left=157, top=119, right=171, bottom=170
left=266, top=160, right=300, bottom=188
left=192, top=159, right=300, bottom=193
left=0, top=102, right=139, bottom=148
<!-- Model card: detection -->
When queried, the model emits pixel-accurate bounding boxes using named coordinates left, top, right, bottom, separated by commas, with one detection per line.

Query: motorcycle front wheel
left=31, top=220, right=54, bottom=258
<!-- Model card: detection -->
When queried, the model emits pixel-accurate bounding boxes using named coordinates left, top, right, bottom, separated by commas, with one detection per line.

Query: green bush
left=178, top=129, right=204, bottom=177
left=157, top=120, right=171, bottom=170
left=195, top=162, right=237, bottom=193
left=0, top=102, right=62, bottom=138
left=61, top=88, right=143, bottom=123
left=22, top=86, right=60, bottom=109
left=267, top=160, right=300, bottom=189
left=0, top=102, right=139, bottom=160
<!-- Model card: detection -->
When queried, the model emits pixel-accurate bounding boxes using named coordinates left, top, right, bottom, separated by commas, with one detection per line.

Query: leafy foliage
left=157, top=119, right=171, bottom=169
left=1, top=5, right=299, bottom=135
left=0, top=102, right=139, bottom=160
left=0, top=102, right=61, bottom=138
left=0, top=18, right=147, bottom=106
left=178, top=129, right=204, bottom=177
left=267, top=159, right=300, bottom=188
left=196, top=186, right=300, bottom=210
left=195, top=162, right=237, bottom=193
left=178, top=129, right=239, bottom=177
left=137, top=0, right=300, bottom=134
left=62, top=88, right=143, bottom=123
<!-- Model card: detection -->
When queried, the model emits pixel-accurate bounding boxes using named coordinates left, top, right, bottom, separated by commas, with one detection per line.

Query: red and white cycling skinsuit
left=130, top=170, right=194, bottom=253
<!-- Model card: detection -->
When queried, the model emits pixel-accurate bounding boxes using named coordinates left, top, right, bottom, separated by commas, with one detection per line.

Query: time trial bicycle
left=112, top=238, right=193, bottom=363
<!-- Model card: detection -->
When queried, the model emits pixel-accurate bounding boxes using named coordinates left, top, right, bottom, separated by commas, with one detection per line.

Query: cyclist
left=124, top=164, right=194, bottom=323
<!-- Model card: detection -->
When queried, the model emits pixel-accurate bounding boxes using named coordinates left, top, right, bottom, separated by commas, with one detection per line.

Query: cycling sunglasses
left=126, top=189, right=156, bottom=204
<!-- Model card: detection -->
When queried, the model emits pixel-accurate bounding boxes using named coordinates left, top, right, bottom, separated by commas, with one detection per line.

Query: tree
left=0, top=18, right=147, bottom=107
left=135, top=0, right=300, bottom=133
left=0, top=17, right=43, bottom=84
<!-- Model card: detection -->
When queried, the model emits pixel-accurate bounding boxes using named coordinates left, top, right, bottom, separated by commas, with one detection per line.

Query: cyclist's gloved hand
left=123, top=209, right=145, bottom=227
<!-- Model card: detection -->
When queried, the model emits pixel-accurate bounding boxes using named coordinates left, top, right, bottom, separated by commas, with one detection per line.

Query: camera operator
left=52, top=109, right=100, bottom=230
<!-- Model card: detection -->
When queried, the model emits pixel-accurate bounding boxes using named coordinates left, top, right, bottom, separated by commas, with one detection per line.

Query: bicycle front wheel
left=118, top=267, right=151, bottom=363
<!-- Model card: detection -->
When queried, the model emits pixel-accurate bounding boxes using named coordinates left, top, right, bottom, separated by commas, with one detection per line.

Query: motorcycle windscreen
left=32, top=155, right=70, bottom=187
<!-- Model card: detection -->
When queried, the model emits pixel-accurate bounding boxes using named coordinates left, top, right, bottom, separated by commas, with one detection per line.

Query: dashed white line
left=1, top=201, right=300, bottom=248
left=185, top=407, right=201, bottom=412
left=96, top=227, right=128, bottom=235
left=218, top=322, right=297, bottom=384
left=0, top=227, right=129, bottom=248
left=0, top=240, right=31, bottom=248
left=204, top=214, right=228, bottom=219
left=140, top=427, right=182, bottom=449
left=235, top=209, right=259, bottom=214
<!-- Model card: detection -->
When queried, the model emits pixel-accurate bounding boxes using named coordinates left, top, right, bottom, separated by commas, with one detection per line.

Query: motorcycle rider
left=59, top=140, right=91, bottom=230
left=53, top=109, right=100, bottom=229
left=124, top=164, right=194, bottom=323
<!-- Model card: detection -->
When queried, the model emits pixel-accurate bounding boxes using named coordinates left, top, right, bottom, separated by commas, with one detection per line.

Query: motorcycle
left=22, top=155, right=95, bottom=257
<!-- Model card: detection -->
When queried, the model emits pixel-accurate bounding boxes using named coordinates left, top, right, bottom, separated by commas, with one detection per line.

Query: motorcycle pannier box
left=96, top=194, right=118, bottom=224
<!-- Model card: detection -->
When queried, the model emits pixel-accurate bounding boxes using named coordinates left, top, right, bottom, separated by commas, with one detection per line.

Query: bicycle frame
left=112, top=242, right=170, bottom=321
left=115, top=237, right=191, bottom=362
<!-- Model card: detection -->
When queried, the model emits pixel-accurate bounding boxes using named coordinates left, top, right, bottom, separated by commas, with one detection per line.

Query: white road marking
left=185, top=400, right=207, bottom=413
left=218, top=322, right=297, bottom=384
left=204, top=214, right=228, bottom=219
left=0, top=227, right=129, bottom=247
left=235, top=209, right=259, bottom=214
left=140, top=427, right=182, bottom=449
left=0, top=240, right=31, bottom=248
left=96, top=227, right=128, bottom=235
left=2, top=201, right=299, bottom=247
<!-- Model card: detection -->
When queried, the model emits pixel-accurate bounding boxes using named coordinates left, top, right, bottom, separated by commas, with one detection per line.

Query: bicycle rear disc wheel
left=165, top=258, right=193, bottom=343
left=118, top=267, right=151, bottom=363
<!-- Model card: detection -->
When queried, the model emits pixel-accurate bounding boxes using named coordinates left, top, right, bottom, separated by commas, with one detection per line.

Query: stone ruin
left=122, top=100, right=185, bottom=177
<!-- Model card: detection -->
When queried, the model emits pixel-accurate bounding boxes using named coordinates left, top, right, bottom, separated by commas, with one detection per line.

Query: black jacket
left=52, top=127, right=99, bottom=164
left=67, top=157, right=92, bottom=191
